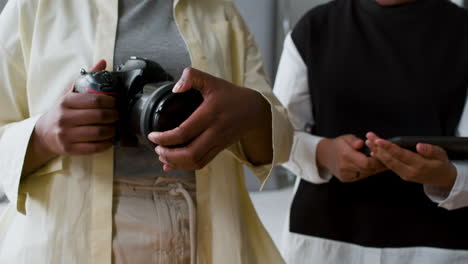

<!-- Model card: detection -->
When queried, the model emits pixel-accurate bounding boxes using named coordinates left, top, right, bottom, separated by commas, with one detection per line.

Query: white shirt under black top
left=273, top=0, right=468, bottom=263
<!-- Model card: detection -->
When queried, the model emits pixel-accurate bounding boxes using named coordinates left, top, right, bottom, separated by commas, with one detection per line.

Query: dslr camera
left=74, top=57, right=203, bottom=148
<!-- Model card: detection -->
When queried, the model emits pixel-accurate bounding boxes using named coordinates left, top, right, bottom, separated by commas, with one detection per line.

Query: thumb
left=172, top=67, right=214, bottom=94
left=90, top=59, right=107, bottom=72
left=343, top=135, right=364, bottom=150
left=417, top=143, right=447, bottom=160
left=69, top=60, right=107, bottom=94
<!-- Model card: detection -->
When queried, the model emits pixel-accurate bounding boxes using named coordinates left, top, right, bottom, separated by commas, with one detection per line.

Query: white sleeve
left=273, top=33, right=332, bottom=184
left=424, top=91, right=468, bottom=210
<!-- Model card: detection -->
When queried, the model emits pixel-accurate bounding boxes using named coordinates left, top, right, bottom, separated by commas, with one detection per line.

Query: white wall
left=233, top=0, right=276, bottom=80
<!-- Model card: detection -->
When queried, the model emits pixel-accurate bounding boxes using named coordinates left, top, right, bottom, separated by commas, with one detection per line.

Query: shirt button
left=200, top=56, right=207, bottom=61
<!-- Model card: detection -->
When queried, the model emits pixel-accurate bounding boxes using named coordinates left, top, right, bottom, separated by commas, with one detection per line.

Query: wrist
left=317, top=138, right=333, bottom=169
left=22, top=120, right=58, bottom=176
left=33, top=117, right=57, bottom=157
left=31, top=128, right=56, bottom=159
left=436, top=163, right=458, bottom=191
left=239, top=89, right=273, bottom=165
left=250, top=89, right=271, bottom=130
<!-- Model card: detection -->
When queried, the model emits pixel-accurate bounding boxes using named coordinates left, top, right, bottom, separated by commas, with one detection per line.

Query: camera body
left=74, top=57, right=203, bottom=149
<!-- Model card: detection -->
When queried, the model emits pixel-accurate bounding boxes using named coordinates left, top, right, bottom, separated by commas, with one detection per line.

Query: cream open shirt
left=0, top=1, right=293, bottom=263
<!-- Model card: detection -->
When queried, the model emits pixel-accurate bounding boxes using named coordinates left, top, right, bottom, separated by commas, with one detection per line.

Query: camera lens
left=152, top=88, right=203, bottom=133
left=128, top=82, right=203, bottom=149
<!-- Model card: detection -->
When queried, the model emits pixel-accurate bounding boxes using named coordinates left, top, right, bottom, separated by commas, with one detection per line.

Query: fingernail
left=155, top=146, right=163, bottom=155
left=148, top=132, right=161, bottom=140
left=421, top=143, right=428, bottom=152
left=172, top=81, right=183, bottom=93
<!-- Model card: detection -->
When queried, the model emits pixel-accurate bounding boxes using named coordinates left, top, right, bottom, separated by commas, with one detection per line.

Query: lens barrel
left=129, top=82, right=203, bottom=148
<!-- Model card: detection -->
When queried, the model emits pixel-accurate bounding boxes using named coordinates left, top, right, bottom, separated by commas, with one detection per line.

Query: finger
left=365, top=131, right=381, bottom=148
left=342, top=135, right=364, bottom=150
left=353, top=139, right=364, bottom=150
left=376, top=139, right=424, bottom=166
left=68, top=141, right=113, bottom=155
left=62, top=109, right=118, bottom=126
left=366, top=131, right=382, bottom=141
left=158, top=154, right=176, bottom=171
left=155, top=128, right=226, bottom=170
left=155, top=140, right=219, bottom=171
left=416, top=143, right=447, bottom=160
left=90, top=60, right=107, bottom=72
left=159, top=144, right=222, bottom=171
left=341, top=140, right=373, bottom=169
left=62, top=93, right=117, bottom=109
left=372, top=140, right=414, bottom=174
left=157, top=152, right=176, bottom=167
left=148, top=101, right=214, bottom=146
left=66, top=125, right=116, bottom=143
left=365, top=131, right=383, bottom=151
left=172, top=67, right=216, bottom=94
left=163, top=164, right=174, bottom=171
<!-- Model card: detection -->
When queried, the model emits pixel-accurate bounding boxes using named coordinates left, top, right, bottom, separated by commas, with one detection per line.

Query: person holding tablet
left=274, top=0, right=468, bottom=263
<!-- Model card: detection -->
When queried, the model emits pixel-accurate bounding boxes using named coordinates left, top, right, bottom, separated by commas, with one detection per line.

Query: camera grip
left=74, top=69, right=120, bottom=96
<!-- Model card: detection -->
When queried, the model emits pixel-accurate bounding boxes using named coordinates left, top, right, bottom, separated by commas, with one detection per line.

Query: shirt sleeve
left=424, top=88, right=468, bottom=210
left=221, top=3, right=294, bottom=188
left=273, top=33, right=332, bottom=184
left=0, top=1, right=31, bottom=214
left=0, top=1, right=62, bottom=214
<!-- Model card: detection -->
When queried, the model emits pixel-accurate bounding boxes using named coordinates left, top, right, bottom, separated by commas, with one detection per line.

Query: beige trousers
left=112, top=177, right=196, bottom=264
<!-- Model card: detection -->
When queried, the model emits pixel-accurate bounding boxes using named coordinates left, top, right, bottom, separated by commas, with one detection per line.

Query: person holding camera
left=0, top=0, right=292, bottom=263
left=274, top=0, right=468, bottom=263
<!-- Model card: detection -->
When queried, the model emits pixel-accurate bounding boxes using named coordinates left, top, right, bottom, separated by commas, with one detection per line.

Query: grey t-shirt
left=0, top=0, right=6, bottom=13
left=113, top=0, right=194, bottom=180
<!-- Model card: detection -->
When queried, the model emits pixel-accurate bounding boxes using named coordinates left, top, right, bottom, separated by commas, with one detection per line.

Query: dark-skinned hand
left=366, top=132, right=457, bottom=191
left=317, top=134, right=387, bottom=183
left=24, top=60, right=118, bottom=175
left=147, top=67, right=272, bottom=171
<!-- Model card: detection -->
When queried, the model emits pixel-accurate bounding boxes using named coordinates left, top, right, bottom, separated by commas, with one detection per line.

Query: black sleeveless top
left=290, top=0, right=468, bottom=249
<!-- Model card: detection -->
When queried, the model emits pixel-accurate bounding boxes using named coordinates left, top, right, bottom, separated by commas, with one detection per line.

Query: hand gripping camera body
left=74, top=57, right=203, bottom=149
